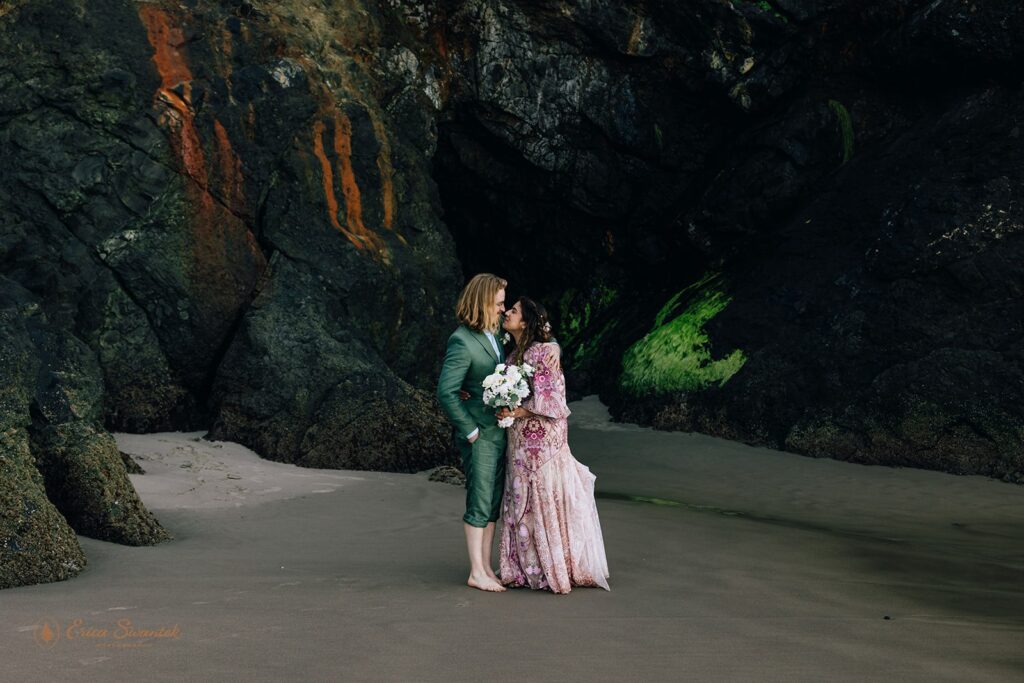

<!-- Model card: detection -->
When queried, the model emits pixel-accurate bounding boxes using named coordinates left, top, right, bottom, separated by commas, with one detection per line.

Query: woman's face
left=503, top=301, right=525, bottom=332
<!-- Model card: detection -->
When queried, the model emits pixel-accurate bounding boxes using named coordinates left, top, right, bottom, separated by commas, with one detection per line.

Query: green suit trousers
left=459, top=436, right=505, bottom=527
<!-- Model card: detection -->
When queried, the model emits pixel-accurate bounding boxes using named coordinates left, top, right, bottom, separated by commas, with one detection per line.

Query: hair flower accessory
left=502, top=332, right=511, bottom=344
left=543, top=322, right=552, bottom=333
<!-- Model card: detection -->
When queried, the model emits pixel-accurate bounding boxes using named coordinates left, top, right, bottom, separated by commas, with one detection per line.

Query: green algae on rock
left=619, top=274, right=746, bottom=396
left=828, top=99, right=854, bottom=165
left=559, top=284, right=620, bottom=370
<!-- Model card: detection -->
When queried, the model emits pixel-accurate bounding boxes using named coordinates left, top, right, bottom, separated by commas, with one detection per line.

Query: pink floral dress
left=498, top=342, right=610, bottom=593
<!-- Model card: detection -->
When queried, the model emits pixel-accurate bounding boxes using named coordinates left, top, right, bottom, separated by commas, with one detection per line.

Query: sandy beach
left=2, top=397, right=1022, bottom=682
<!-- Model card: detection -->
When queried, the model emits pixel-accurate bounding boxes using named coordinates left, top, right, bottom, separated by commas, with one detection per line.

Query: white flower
left=480, top=361, right=536, bottom=428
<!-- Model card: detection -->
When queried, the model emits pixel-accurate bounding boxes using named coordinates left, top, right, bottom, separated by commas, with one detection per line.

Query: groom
left=436, top=273, right=508, bottom=592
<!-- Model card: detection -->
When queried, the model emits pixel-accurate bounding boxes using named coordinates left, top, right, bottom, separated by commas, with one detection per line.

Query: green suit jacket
left=436, top=325, right=507, bottom=444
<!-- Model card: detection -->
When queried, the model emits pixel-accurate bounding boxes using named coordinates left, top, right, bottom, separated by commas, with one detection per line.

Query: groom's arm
left=436, top=334, right=479, bottom=441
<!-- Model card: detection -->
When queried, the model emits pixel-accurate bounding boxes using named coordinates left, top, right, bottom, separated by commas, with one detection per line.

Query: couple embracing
left=436, top=273, right=610, bottom=594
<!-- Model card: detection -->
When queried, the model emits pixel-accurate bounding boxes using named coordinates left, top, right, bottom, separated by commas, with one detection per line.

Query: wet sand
left=2, top=397, right=1022, bottom=682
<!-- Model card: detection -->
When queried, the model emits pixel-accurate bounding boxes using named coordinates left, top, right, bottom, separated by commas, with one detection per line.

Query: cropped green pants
left=460, top=436, right=506, bottom=528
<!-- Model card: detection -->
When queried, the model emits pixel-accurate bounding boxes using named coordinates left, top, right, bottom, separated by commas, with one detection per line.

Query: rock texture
left=0, top=278, right=165, bottom=590
left=2, top=0, right=1022, bottom=590
left=0, top=286, right=85, bottom=589
left=0, top=0, right=461, bottom=588
left=430, top=0, right=1024, bottom=481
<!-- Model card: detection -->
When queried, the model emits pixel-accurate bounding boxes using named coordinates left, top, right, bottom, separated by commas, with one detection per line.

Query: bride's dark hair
left=507, top=296, right=553, bottom=365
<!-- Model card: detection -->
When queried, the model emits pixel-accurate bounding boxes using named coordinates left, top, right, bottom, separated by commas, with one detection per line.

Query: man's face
left=494, top=288, right=506, bottom=320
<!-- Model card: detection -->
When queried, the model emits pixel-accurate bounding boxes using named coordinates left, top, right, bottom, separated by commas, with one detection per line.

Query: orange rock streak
left=213, top=119, right=246, bottom=215
left=139, top=5, right=206, bottom=190
left=138, top=4, right=265, bottom=328
left=369, top=116, right=398, bottom=237
left=311, top=111, right=389, bottom=260
left=333, top=113, right=387, bottom=256
left=139, top=5, right=193, bottom=96
left=312, top=118, right=363, bottom=251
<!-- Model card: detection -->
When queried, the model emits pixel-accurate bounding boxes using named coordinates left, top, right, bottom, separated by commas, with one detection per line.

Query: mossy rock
left=86, top=284, right=189, bottom=432
left=620, top=274, right=746, bottom=396
left=427, top=465, right=466, bottom=486
left=31, top=422, right=170, bottom=546
left=0, top=305, right=87, bottom=589
left=295, top=376, right=453, bottom=472
left=119, top=450, right=145, bottom=475
left=0, top=426, right=87, bottom=590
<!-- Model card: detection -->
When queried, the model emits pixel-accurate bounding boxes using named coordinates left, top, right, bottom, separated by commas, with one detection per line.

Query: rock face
left=431, top=0, right=1024, bottom=481
left=2, top=0, right=1021, bottom=588
left=0, top=278, right=165, bottom=590
left=646, top=85, right=1024, bottom=481
left=0, top=0, right=462, bottom=588
left=1, top=285, right=86, bottom=589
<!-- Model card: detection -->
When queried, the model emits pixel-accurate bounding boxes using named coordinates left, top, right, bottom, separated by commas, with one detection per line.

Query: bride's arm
left=520, top=345, right=570, bottom=420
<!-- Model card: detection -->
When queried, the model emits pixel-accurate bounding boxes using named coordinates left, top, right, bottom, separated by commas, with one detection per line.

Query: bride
left=495, top=297, right=610, bottom=593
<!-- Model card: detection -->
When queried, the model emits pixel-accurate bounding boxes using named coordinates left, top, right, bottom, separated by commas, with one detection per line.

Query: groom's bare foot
left=467, top=573, right=506, bottom=592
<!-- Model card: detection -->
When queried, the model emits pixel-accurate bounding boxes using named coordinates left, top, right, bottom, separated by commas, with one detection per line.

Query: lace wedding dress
left=498, top=342, right=610, bottom=593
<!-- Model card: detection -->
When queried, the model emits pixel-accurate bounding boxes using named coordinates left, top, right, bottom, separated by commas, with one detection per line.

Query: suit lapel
left=470, top=330, right=499, bottom=363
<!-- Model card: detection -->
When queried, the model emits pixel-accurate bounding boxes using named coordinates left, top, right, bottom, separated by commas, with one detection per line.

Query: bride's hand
left=497, top=407, right=529, bottom=422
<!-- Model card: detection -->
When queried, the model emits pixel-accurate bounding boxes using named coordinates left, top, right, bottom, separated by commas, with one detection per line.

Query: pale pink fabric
left=498, top=342, right=610, bottom=593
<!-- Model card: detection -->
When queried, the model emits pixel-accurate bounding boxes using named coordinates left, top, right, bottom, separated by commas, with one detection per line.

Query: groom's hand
left=459, top=390, right=470, bottom=401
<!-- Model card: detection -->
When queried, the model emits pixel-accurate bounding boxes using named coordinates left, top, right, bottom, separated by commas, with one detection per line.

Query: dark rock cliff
left=2, top=0, right=1021, bottom=588
left=431, top=0, right=1024, bottom=482
left=1, top=0, right=460, bottom=588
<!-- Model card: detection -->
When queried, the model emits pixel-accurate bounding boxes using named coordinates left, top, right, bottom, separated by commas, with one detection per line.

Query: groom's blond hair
left=456, top=273, right=507, bottom=333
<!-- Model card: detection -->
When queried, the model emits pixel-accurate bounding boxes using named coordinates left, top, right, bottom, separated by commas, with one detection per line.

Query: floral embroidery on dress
left=523, top=418, right=546, bottom=441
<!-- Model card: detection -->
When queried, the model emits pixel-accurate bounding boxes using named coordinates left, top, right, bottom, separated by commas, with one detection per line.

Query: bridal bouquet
left=482, top=362, right=535, bottom=427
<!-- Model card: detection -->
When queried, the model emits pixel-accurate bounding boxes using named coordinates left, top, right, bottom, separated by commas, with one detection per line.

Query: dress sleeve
left=524, top=344, right=571, bottom=420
